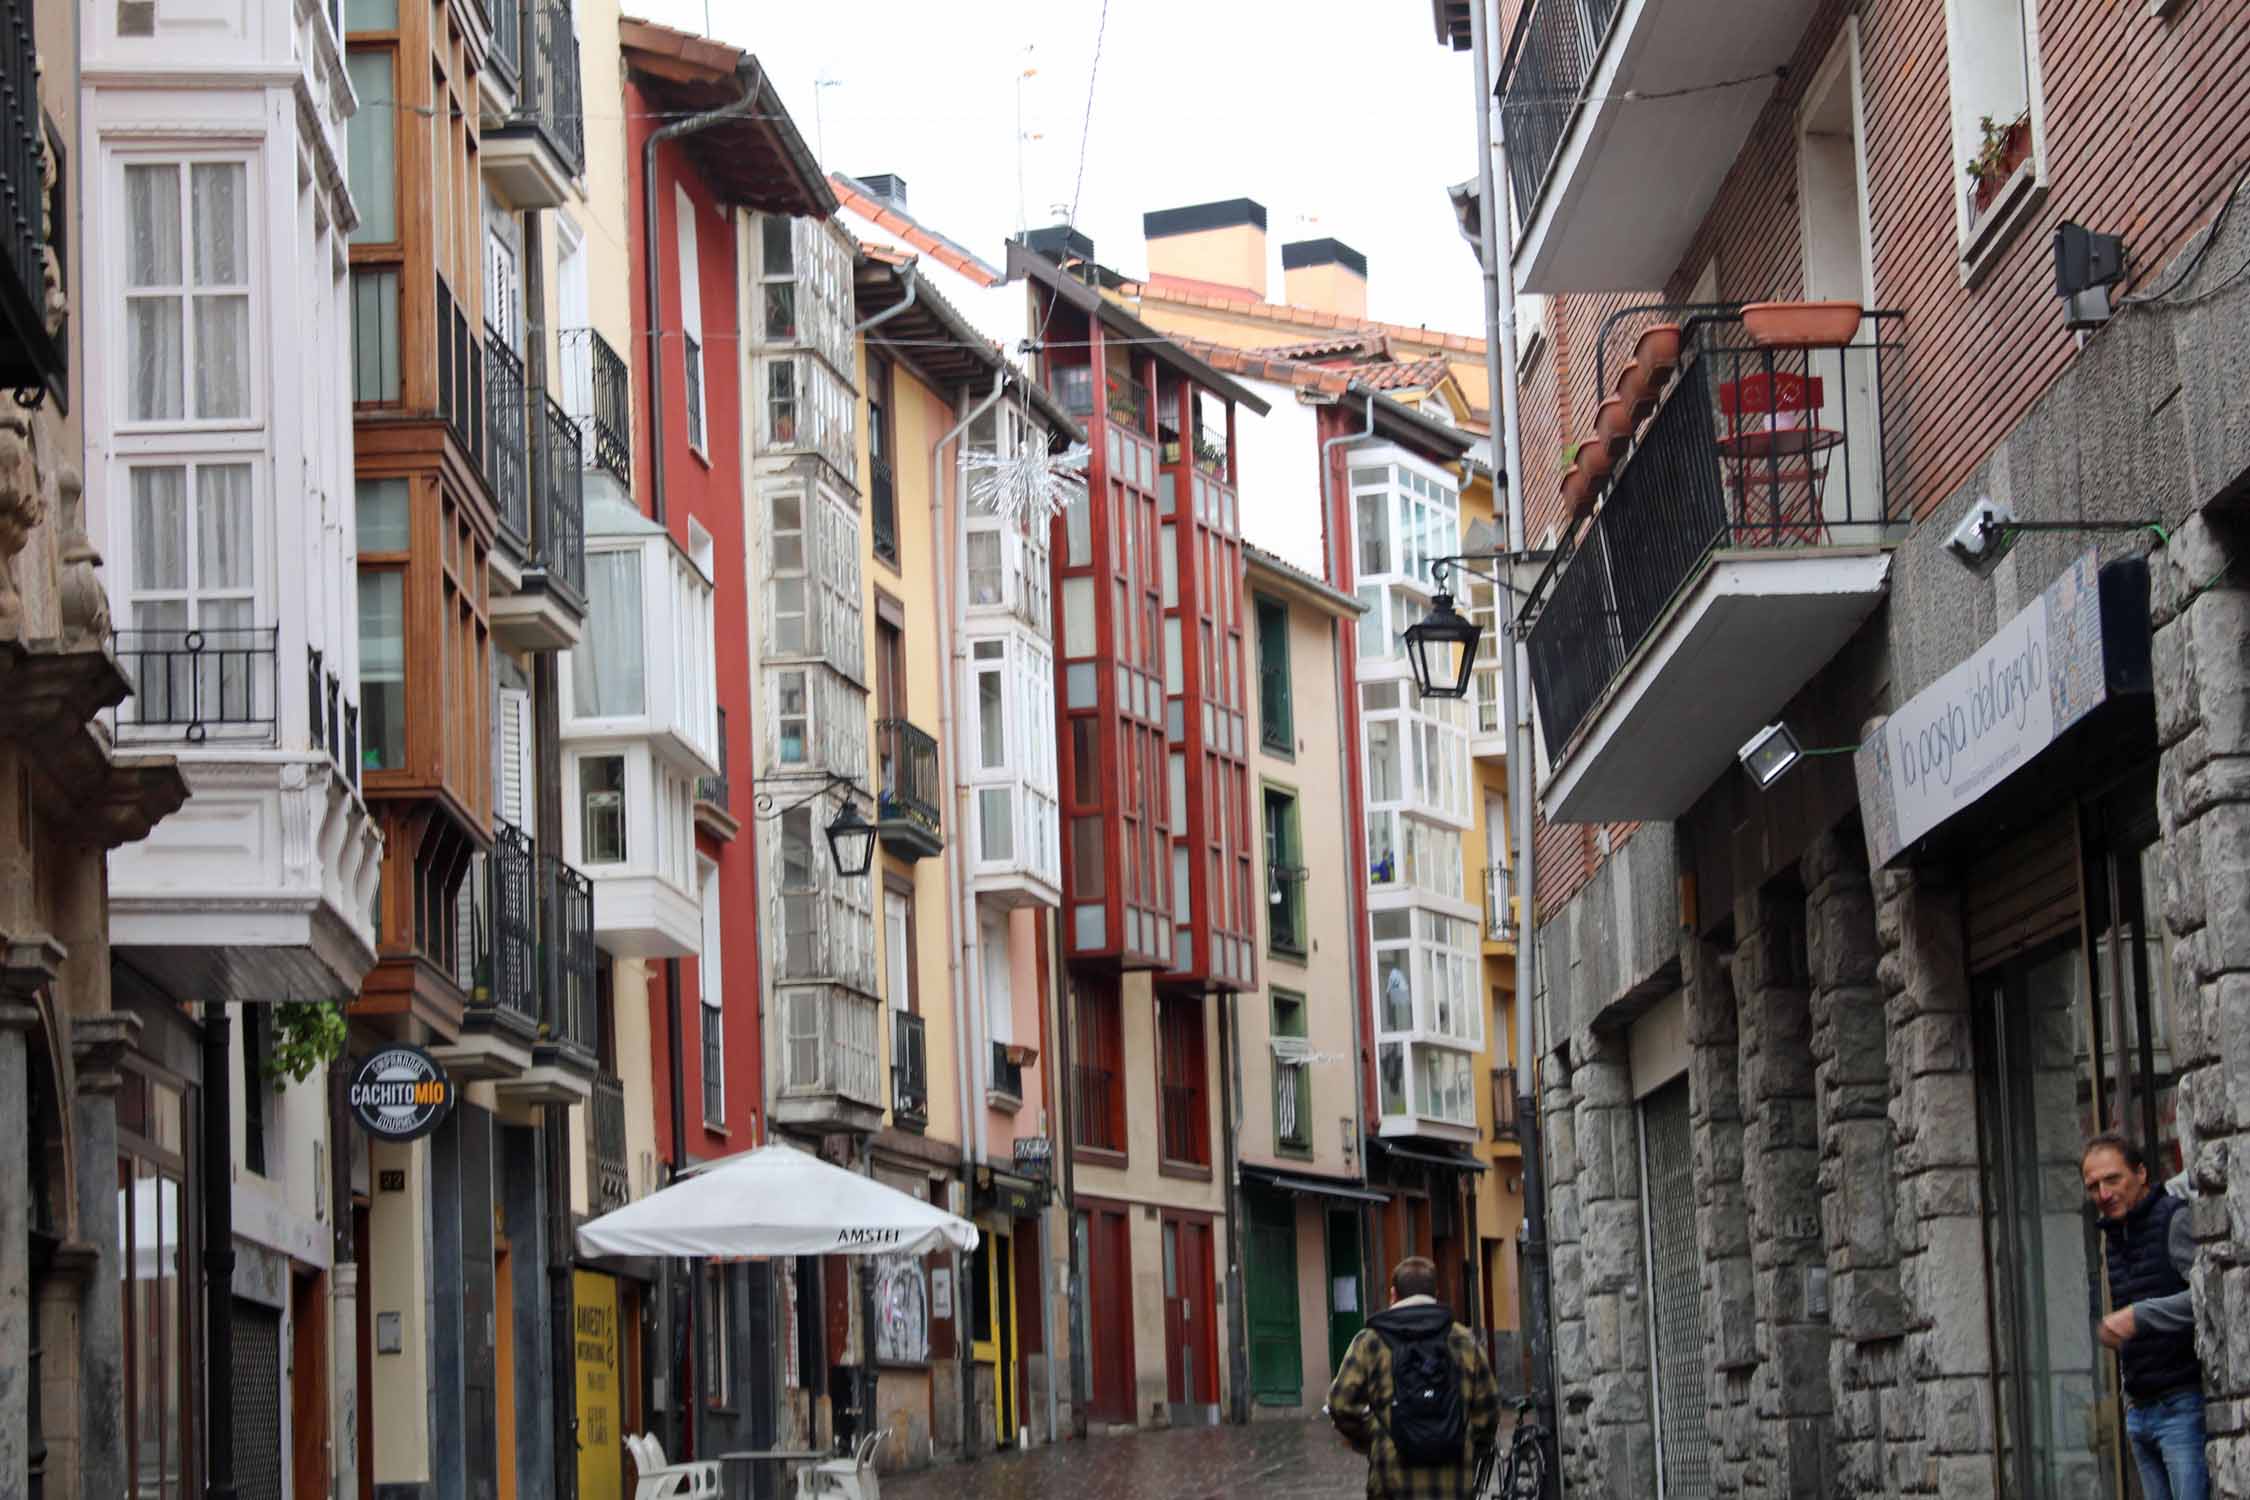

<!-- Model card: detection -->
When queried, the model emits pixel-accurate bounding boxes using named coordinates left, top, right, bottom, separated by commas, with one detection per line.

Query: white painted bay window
left=962, top=629, right=1060, bottom=899
left=1943, top=0, right=2046, bottom=269
left=123, top=159, right=253, bottom=425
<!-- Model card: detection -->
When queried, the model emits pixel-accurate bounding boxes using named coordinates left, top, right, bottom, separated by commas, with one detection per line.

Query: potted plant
left=1572, top=435, right=1614, bottom=483
left=1633, top=323, right=1683, bottom=388
left=1966, top=112, right=2033, bottom=214
left=1742, top=300, right=1865, bottom=348
left=1614, top=359, right=1653, bottom=420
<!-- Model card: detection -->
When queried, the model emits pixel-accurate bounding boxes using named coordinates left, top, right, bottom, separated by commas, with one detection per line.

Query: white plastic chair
left=792, top=1432, right=880, bottom=1500
left=628, top=1432, right=722, bottom=1500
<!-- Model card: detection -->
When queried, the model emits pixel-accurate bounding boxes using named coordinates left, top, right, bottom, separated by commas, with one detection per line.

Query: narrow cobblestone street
left=880, top=1419, right=1372, bottom=1499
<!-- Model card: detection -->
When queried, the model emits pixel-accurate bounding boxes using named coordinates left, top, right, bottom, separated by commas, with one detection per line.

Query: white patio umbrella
left=575, top=1142, right=979, bottom=1260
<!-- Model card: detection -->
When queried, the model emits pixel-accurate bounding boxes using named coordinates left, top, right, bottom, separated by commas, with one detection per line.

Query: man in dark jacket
left=2085, top=1132, right=2206, bottom=1500
left=1326, top=1257, right=1500, bottom=1500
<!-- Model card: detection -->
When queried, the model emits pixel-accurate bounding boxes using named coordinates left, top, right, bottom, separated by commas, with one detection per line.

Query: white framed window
left=573, top=548, right=646, bottom=718
left=699, top=857, right=725, bottom=1126
left=883, top=888, right=912, bottom=1013
left=775, top=669, right=810, bottom=765
left=980, top=908, right=1013, bottom=1049
left=121, top=462, right=266, bottom=734
left=122, top=157, right=256, bottom=426
left=1942, top=0, right=2046, bottom=274
left=484, top=213, right=520, bottom=351
left=769, top=490, right=808, bottom=655
left=676, top=184, right=705, bottom=455
left=580, top=754, right=626, bottom=864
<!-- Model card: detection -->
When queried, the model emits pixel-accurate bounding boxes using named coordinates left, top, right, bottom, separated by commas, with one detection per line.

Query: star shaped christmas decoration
left=963, top=442, right=1092, bottom=526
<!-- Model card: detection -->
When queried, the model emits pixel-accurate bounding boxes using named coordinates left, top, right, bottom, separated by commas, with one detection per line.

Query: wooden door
left=1244, top=1192, right=1302, bottom=1405
left=290, top=1271, right=329, bottom=1500
left=354, top=1201, right=375, bottom=1500
left=1077, top=1206, right=1135, bottom=1424
left=1325, top=1208, right=1364, bottom=1374
left=1161, top=1214, right=1218, bottom=1409
left=494, top=1242, right=516, bottom=1500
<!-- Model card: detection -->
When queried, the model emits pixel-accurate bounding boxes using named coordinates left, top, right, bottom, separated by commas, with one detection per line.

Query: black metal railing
left=875, top=718, right=942, bottom=839
left=1107, top=373, right=1149, bottom=433
left=504, top=0, right=583, bottom=175
left=1275, top=1059, right=1311, bottom=1151
left=1497, top=0, right=1625, bottom=226
left=591, top=1072, right=630, bottom=1214
left=696, top=705, right=730, bottom=811
left=989, top=1040, right=1024, bottom=1101
left=1074, top=1062, right=1118, bottom=1151
left=1259, top=661, right=1292, bottom=752
left=1160, top=1083, right=1202, bottom=1164
left=344, top=702, right=360, bottom=788
left=1492, top=1071, right=1520, bottom=1141
left=1483, top=863, right=1515, bottom=943
left=489, top=0, right=521, bottom=82
left=307, top=647, right=360, bottom=785
left=490, top=821, right=538, bottom=1019
left=0, top=6, right=60, bottom=400
left=562, top=327, right=630, bottom=484
left=683, top=333, right=704, bottom=451
left=870, top=453, right=897, bottom=562
left=1268, top=864, right=1307, bottom=955
left=532, top=390, right=586, bottom=604
left=115, top=627, right=279, bottom=744
left=543, top=855, right=596, bottom=1051
left=892, top=1011, right=928, bottom=1126
left=487, top=329, right=531, bottom=549
left=1525, top=311, right=1903, bottom=759
left=436, top=274, right=487, bottom=477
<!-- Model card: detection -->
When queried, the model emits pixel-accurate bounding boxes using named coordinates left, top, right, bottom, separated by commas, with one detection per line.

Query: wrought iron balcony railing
left=1524, top=310, right=1903, bottom=759
left=1497, top=0, right=1626, bottom=227
left=454, top=820, right=539, bottom=1022
left=305, top=647, right=362, bottom=787
left=1483, top=862, right=1515, bottom=944
left=487, top=330, right=532, bottom=550
left=1074, top=1062, right=1119, bottom=1152
left=870, top=453, right=897, bottom=563
left=436, top=274, right=488, bottom=478
left=696, top=704, right=730, bottom=811
left=1160, top=1082, right=1203, bottom=1165
left=0, top=6, right=60, bottom=403
left=591, top=1071, right=630, bottom=1214
left=542, top=853, right=596, bottom=1052
left=989, top=1040, right=1024, bottom=1102
left=498, top=0, right=583, bottom=176
left=561, top=327, right=630, bottom=484
left=115, top=627, right=278, bottom=745
left=532, top=390, right=586, bottom=605
left=875, top=718, right=943, bottom=839
left=1491, top=1070, right=1521, bottom=1142
left=891, top=1010, right=928, bottom=1127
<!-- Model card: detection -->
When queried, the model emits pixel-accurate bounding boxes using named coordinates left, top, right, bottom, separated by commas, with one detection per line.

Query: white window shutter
left=497, top=687, right=532, bottom=828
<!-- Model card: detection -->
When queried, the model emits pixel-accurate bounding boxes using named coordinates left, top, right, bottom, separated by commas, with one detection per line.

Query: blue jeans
left=2125, top=1388, right=2208, bottom=1500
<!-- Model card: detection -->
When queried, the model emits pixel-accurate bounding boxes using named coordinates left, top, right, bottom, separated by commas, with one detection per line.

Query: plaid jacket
left=1326, top=1308, right=1501, bottom=1500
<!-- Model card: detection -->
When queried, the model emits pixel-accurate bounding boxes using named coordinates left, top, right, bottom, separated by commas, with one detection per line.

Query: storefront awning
left=1241, top=1165, right=1389, bottom=1204
left=1372, top=1139, right=1489, bottom=1174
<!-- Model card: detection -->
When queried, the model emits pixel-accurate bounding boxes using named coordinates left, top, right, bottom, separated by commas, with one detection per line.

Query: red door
left=1079, top=1204, right=1136, bottom=1424
left=1162, top=1214, right=1219, bottom=1408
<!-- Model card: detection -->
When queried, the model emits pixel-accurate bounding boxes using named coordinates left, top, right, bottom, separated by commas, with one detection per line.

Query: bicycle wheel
left=1504, top=1430, right=1547, bottom=1499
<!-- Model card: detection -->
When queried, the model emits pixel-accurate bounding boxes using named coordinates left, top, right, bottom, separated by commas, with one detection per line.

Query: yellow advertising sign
left=574, top=1271, right=622, bottom=1500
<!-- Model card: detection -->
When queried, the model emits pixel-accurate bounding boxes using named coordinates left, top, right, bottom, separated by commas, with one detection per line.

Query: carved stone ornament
left=0, top=407, right=47, bottom=638
left=55, top=460, right=109, bottom=646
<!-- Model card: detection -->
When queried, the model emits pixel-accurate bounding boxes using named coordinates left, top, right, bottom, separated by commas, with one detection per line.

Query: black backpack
left=1376, top=1324, right=1466, bottom=1465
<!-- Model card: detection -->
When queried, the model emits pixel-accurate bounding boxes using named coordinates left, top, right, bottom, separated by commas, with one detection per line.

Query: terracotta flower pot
left=1595, top=396, right=1635, bottom=456
left=1614, top=360, right=1654, bottom=420
left=1576, top=438, right=1614, bottom=483
left=1742, top=300, right=1864, bottom=349
left=1560, top=463, right=1596, bottom=520
left=1634, top=323, right=1683, bottom=388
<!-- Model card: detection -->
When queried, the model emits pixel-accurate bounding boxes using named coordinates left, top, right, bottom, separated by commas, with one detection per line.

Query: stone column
left=0, top=1002, right=36, bottom=1500
left=1684, top=936, right=1755, bottom=1494
left=1734, top=884, right=1833, bottom=1500
left=2149, top=510, right=2250, bottom=1495
left=1877, top=864, right=1995, bottom=1499
left=1537, top=1043, right=1588, bottom=1491
left=71, top=1010, right=140, bottom=1500
left=1562, top=1029, right=1656, bottom=1499
left=1803, top=833, right=1905, bottom=1498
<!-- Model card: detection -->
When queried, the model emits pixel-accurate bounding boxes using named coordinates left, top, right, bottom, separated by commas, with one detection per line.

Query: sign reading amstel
left=347, top=1043, right=457, bottom=1141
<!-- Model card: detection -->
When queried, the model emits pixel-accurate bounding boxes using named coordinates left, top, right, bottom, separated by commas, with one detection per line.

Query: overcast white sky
left=633, top=0, right=1489, bottom=340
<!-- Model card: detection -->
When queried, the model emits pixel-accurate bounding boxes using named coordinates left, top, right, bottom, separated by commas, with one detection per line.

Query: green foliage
left=1967, top=113, right=2029, bottom=185
left=263, top=1000, right=349, bottom=1088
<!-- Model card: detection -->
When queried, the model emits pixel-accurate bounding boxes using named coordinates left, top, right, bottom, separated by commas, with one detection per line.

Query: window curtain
left=126, top=165, right=184, bottom=422
left=573, top=550, right=644, bottom=716
left=191, top=163, right=250, bottom=420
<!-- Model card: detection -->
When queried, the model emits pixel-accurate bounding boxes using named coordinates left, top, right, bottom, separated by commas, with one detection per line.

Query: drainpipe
left=852, top=261, right=918, bottom=334
left=1471, top=0, right=1555, bottom=1467
left=931, top=365, right=1007, bottom=1454
left=1318, top=392, right=1378, bottom=1163
left=1217, top=994, right=1247, bottom=1425
left=641, top=61, right=764, bottom=1456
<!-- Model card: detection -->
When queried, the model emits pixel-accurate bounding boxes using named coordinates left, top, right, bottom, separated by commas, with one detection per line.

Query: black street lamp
left=824, top=797, right=878, bottom=879
left=1404, top=588, right=1482, bottom=701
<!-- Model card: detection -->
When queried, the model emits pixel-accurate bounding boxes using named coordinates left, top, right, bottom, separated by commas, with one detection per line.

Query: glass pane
left=346, top=53, right=397, bottom=242
left=126, top=165, right=181, bottom=287
left=1061, top=577, right=1095, bottom=658
left=1071, top=816, right=1105, bottom=898
left=351, top=268, right=399, bottom=402
left=978, top=668, right=1006, bottom=770
left=190, top=163, right=247, bottom=284
left=574, top=551, right=645, bottom=716
left=579, top=755, right=627, bottom=863
left=1063, top=494, right=1091, bottom=567
left=131, top=467, right=190, bottom=591
left=1367, top=719, right=1400, bottom=802
left=345, top=0, right=397, bottom=26
left=780, top=805, right=814, bottom=890
left=979, top=787, right=1013, bottom=863
left=357, top=570, right=404, bottom=769
left=195, top=466, right=253, bottom=591
left=127, top=299, right=185, bottom=422
left=761, top=215, right=794, bottom=275
left=356, top=477, right=410, bottom=552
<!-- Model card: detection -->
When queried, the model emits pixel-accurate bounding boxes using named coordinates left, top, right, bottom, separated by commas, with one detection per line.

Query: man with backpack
left=1326, top=1256, right=1501, bottom=1498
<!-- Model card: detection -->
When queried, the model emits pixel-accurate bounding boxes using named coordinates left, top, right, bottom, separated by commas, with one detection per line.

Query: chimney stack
left=1021, top=223, right=1096, bottom=267
left=1282, top=238, right=1368, bottom=321
left=856, top=173, right=909, bottom=209
left=1142, top=198, right=1267, bottom=300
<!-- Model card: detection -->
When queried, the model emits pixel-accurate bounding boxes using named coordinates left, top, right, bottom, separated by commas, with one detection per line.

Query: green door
left=1245, top=1190, right=1303, bottom=1404
left=1325, top=1206, right=1365, bottom=1375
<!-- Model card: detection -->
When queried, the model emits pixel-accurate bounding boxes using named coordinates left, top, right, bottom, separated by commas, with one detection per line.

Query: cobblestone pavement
left=880, top=1418, right=1372, bottom=1499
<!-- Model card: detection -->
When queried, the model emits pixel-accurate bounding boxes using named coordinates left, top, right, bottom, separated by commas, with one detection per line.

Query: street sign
left=1012, top=1136, right=1052, bottom=1179
left=347, top=1044, right=456, bottom=1141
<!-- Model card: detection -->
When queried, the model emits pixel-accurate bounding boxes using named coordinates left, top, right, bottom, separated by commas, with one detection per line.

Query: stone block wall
left=2150, top=506, right=2250, bottom=1497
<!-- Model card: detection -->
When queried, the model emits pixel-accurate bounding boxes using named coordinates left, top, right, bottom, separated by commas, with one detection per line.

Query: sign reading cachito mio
left=348, top=1044, right=457, bottom=1141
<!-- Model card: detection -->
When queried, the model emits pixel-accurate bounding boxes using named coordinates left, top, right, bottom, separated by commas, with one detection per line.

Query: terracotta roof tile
left=1122, top=279, right=1486, bottom=355
left=1246, top=333, right=1391, bottom=362
left=829, top=175, right=1003, bottom=288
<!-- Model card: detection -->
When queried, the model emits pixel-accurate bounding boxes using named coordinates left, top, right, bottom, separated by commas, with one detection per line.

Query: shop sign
left=1856, top=549, right=2128, bottom=867
left=347, top=1044, right=456, bottom=1141
left=573, top=1272, right=622, bottom=1500
left=1012, top=1136, right=1052, bottom=1179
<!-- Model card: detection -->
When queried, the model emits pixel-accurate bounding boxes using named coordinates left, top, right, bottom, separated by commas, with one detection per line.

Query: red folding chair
left=1714, top=368, right=1838, bottom=546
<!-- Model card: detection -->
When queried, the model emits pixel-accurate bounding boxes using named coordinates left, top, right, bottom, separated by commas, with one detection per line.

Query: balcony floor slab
left=1542, top=548, right=1891, bottom=824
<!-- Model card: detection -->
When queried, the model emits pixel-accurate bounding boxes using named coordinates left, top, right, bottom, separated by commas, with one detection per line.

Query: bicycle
left=1480, top=1394, right=1548, bottom=1499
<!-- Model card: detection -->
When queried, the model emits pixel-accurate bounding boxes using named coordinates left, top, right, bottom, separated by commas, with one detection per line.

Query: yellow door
left=968, top=1226, right=1017, bottom=1443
